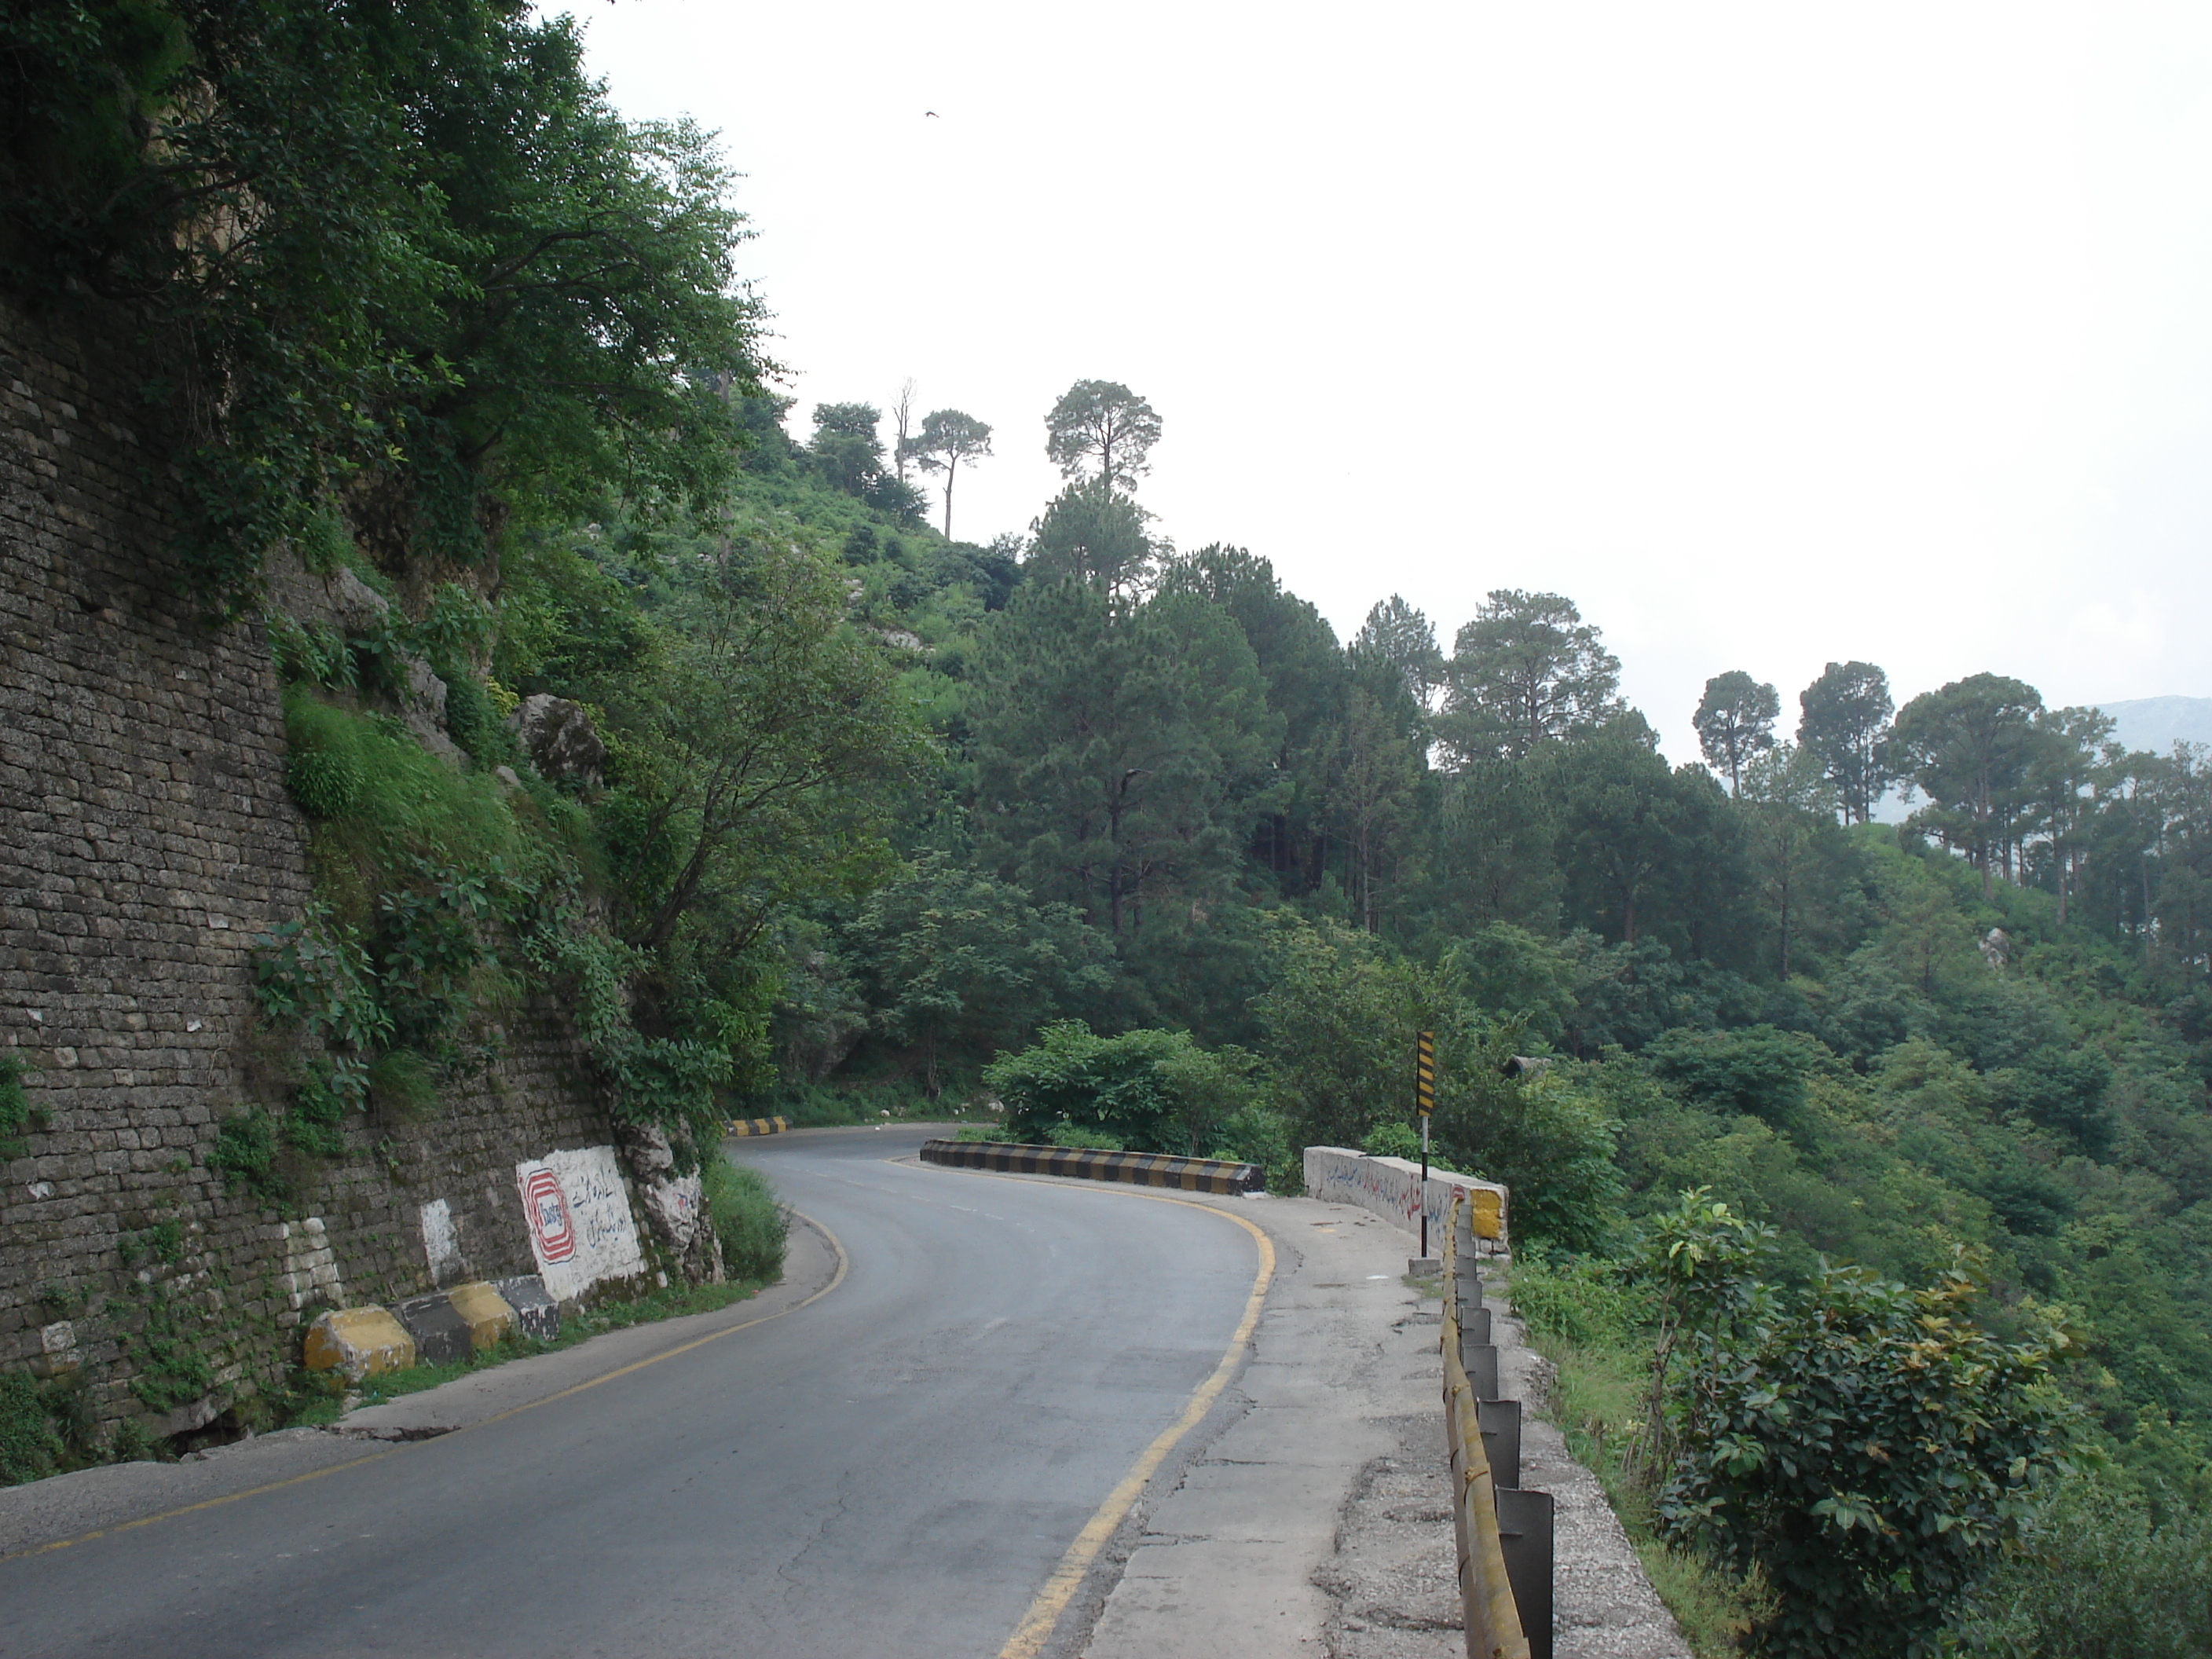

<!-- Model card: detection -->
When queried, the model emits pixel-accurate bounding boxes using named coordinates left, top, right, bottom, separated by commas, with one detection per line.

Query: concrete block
left=445, top=1280, right=518, bottom=1352
left=494, top=1274, right=560, bottom=1341
left=393, top=1292, right=473, bottom=1367
left=302, top=1307, right=416, bottom=1379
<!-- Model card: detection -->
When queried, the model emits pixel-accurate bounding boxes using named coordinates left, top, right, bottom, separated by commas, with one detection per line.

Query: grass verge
left=1492, top=1259, right=1771, bottom=1658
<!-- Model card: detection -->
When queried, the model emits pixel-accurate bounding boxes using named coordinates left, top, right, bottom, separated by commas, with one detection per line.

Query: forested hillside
left=7, top=2, right=2210, bottom=1649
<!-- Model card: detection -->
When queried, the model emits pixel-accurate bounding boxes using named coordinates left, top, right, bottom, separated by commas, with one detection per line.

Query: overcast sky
left=570, top=1, right=2212, bottom=764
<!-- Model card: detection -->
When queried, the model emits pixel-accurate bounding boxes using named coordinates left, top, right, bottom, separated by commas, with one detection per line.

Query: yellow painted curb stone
left=445, top=1281, right=519, bottom=1352
left=302, top=1307, right=417, bottom=1379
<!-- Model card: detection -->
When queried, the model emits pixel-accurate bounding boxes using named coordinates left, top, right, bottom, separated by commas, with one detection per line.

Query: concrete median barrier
left=393, top=1291, right=475, bottom=1366
left=495, top=1275, right=562, bottom=1340
left=725, top=1116, right=790, bottom=1137
left=445, top=1281, right=521, bottom=1351
left=918, top=1138, right=1265, bottom=1194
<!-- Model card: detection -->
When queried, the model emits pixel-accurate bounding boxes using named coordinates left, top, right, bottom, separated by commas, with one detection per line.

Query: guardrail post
left=1478, top=1398, right=1520, bottom=1490
left=1462, top=1341, right=1500, bottom=1401
left=1462, top=1304, right=1491, bottom=1346
left=1440, top=1187, right=1532, bottom=1659
left=1494, top=1488, right=1555, bottom=1659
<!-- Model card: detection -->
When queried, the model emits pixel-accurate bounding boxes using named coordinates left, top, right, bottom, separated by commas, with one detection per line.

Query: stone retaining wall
left=0, top=298, right=635, bottom=1441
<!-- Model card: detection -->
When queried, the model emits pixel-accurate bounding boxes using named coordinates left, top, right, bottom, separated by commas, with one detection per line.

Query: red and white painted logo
left=521, top=1167, right=576, bottom=1263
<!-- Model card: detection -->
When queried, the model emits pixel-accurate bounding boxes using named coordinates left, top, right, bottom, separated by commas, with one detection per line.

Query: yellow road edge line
left=978, top=1177, right=1277, bottom=1659
left=10, top=1209, right=851, bottom=1562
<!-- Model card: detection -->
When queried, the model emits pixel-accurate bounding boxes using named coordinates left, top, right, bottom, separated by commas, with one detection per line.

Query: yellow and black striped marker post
left=1416, top=1030, right=1435, bottom=1117
left=725, top=1116, right=791, bottom=1137
left=918, top=1139, right=1264, bottom=1195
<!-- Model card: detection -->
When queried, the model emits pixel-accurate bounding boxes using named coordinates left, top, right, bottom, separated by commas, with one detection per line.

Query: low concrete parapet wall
left=919, top=1140, right=1264, bottom=1195
left=1302, top=1148, right=1510, bottom=1253
left=726, top=1116, right=791, bottom=1137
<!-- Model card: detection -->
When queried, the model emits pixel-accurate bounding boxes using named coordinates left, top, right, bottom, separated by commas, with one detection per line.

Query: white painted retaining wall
left=1302, top=1148, right=1510, bottom=1255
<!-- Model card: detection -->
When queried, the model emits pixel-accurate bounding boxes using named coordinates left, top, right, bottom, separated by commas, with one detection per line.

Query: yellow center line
left=12, top=1210, right=851, bottom=1561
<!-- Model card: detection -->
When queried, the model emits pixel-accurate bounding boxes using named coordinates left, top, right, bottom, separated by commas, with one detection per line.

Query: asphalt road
left=0, top=1128, right=1266, bottom=1659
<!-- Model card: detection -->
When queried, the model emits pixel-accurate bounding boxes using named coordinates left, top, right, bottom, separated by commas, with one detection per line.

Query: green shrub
left=282, top=689, right=366, bottom=819
left=1046, top=1122, right=1124, bottom=1151
left=704, top=1157, right=788, bottom=1283
left=1359, top=1120, right=1466, bottom=1172
left=1509, top=1251, right=1649, bottom=1348
left=1657, top=1259, right=2075, bottom=1658
left=983, top=1023, right=1257, bottom=1154
left=1209, top=1101, right=1300, bottom=1191
left=0, top=1371, right=61, bottom=1485
left=0, top=1055, right=32, bottom=1156
left=367, top=1049, right=439, bottom=1119
left=208, top=1109, right=284, bottom=1207
left=1956, top=1477, right=2212, bottom=1657
left=441, top=672, right=508, bottom=760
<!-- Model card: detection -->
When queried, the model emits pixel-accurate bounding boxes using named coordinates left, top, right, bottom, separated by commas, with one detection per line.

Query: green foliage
left=841, top=852, right=1115, bottom=1093
left=123, top=1279, right=217, bottom=1412
left=0, top=1054, right=34, bottom=1156
left=1253, top=914, right=1446, bottom=1150
left=1694, top=672, right=1781, bottom=795
left=0, top=1371, right=64, bottom=1486
left=1045, top=1122, right=1126, bottom=1151
left=983, top=1023, right=1257, bottom=1155
left=1042, top=379, right=1161, bottom=493
left=702, top=1158, right=788, bottom=1284
left=281, top=691, right=366, bottom=820
left=1507, top=1250, right=1649, bottom=1350
left=1658, top=1257, right=2076, bottom=1657
left=207, top=1109, right=282, bottom=1207
left=1440, top=588, right=1623, bottom=762
left=1644, top=1024, right=1833, bottom=1131
left=3, top=0, right=766, bottom=615
left=1956, top=1477, right=2212, bottom=1657
left=1358, top=1120, right=1463, bottom=1171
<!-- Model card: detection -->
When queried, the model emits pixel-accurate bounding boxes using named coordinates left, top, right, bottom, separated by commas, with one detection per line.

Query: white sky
left=570, top=1, right=2212, bottom=765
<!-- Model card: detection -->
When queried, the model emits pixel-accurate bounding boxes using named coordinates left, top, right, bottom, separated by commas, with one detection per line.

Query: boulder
left=507, top=694, right=605, bottom=786
left=620, top=1122, right=705, bottom=1258
left=302, top=1307, right=416, bottom=1380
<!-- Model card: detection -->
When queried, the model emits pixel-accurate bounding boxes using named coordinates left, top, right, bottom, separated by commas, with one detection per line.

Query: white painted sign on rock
left=515, top=1144, right=649, bottom=1302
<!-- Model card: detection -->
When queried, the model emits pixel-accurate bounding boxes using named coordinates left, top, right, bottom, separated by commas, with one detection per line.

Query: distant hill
left=2095, top=695, right=2212, bottom=755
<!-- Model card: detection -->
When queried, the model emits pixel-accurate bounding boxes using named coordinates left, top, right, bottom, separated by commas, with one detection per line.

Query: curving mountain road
left=0, top=1128, right=1269, bottom=1658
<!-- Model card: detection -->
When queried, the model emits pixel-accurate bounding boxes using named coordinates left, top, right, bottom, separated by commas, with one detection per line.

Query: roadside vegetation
left=9, top=4, right=2212, bottom=1640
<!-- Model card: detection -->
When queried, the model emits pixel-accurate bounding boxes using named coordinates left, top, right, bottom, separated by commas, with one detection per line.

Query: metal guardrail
left=917, top=1138, right=1265, bottom=1194
left=1442, top=1185, right=1553, bottom=1659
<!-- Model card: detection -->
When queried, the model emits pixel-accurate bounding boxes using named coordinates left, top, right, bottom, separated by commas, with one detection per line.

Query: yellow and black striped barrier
left=726, top=1116, right=791, bottom=1137
left=917, top=1138, right=1264, bottom=1195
